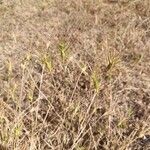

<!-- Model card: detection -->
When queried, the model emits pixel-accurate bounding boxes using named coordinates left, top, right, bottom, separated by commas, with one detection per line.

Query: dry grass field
left=0, top=0, right=150, bottom=149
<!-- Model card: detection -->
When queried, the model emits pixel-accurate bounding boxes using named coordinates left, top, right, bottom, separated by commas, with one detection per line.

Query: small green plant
left=76, top=147, right=86, bottom=150
left=133, top=53, right=142, bottom=65
left=41, top=54, right=52, bottom=72
left=117, top=119, right=127, bottom=129
left=27, top=90, right=34, bottom=102
left=127, top=108, right=133, bottom=117
left=58, top=41, right=69, bottom=62
left=13, top=125, right=22, bottom=138
left=106, top=52, right=120, bottom=72
left=91, top=72, right=100, bottom=93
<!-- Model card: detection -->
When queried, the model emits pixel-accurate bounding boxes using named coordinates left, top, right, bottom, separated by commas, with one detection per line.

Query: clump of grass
left=91, top=71, right=100, bottom=93
left=41, top=54, right=52, bottom=72
left=58, top=41, right=69, bottom=63
left=106, top=52, right=120, bottom=72
left=0, top=0, right=150, bottom=149
left=13, top=124, right=22, bottom=138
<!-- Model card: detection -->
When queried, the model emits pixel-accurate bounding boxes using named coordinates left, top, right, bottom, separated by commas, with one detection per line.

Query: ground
left=0, top=0, right=150, bottom=150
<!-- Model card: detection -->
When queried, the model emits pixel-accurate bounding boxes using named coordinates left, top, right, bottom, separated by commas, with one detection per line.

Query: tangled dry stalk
left=0, top=0, right=150, bottom=149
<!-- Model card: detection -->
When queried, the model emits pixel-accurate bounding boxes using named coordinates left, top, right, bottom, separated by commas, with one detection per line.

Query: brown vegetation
left=0, top=0, right=150, bottom=149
